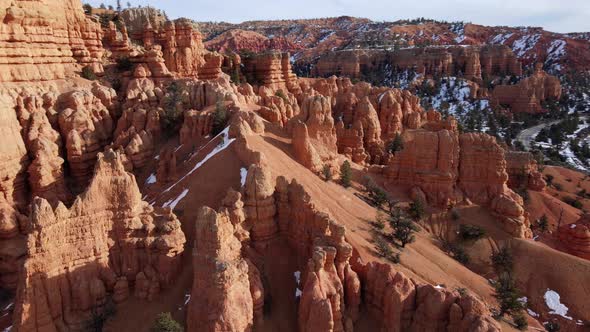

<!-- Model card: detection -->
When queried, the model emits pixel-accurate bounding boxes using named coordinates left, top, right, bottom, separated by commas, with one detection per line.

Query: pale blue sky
left=86, top=0, right=590, bottom=33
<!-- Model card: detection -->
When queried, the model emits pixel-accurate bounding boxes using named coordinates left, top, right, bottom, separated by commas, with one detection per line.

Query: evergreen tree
left=392, top=219, right=418, bottom=248
left=340, top=161, right=352, bottom=188
left=211, top=99, right=229, bottom=136
left=322, top=164, right=332, bottom=182
left=151, top=312, right=183, bottom=332
left=388, top=133, right=404, bottom=156
left=493, top=273, right=524, bottom=317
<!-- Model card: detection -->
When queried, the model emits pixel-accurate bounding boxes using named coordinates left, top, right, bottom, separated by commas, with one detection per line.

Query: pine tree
left=392, top=219, right=418, bottom=248
left=322, top=165, right=332, bottom=182
left=340, top=161, right=352, bottom=188
left=388, top=133, right=404, bottom=156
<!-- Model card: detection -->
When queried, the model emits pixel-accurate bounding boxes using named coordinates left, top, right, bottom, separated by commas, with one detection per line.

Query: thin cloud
left=86, top=0, right=590, bottom=33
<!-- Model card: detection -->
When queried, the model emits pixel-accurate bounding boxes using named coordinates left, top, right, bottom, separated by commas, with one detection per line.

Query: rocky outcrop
left=361, top=262, right=500, bottom=332
left=386, top=129, right=460, bottom=207
left=313, top=45, right=521, bottom=82
left=557, top=214, right=590, bottom=260
left=243, top=165, right=277, bottom=246
left=0, top=0, right=104, bottom=82
left=491, top=64, right=561, bottom=113
left=15, top=93, right=71, bottom=206
left=505, top=151, right=546, bottom=191
left=459, top=134, right=531, bottom=238
left=58, top=89, right=115, bottom=189
left=290, top=94, right=338, bottom=171
left=13, top=149, right=185, bottom=331
left=186, top=206, right=259, bottom=332
left=384, top=128, right=530, bottom=237
left=242, top=52, right=299, bottom=91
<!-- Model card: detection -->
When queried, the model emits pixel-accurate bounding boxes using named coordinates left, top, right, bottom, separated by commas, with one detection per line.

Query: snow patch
left=163, top=188, right=189, bottom=210
left=294, top=271, right=302, bottom=298
left=527, top=308, right=539, bottom=318
left=570, top=224, right=577, bottom=229
left=163, top=127, right=235, bottom=193
left=544, top=289, right=572, bottom=320
left=491, top=33, right=513, bottom=45
left=146, top=173, right=157, bottom=185
left=240, top=167, right=248, bottom=187
left=512, top=34, right=541, bottom=57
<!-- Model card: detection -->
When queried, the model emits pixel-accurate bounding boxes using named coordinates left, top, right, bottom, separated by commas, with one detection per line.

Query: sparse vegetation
left=493, top=273, right=524, bottom=317
left=563, top=196, right=583, bottom=209
left=374, top=236, right=400, bottom=263
left=392, top=219, right=418, bottom=248
left=408, top=198, right=425, bottom=220
left=544, top=321, right=561, bottom=332
left=513, top=312, right=528, bottom=330
left=211, top=99, right=229, bottom=136
left=388, top=133, right=404, bottom=156
left=491, top=246, right=513, bottom=274
left=161, top=82, right=184, bottom=136
left=534, top=214, right=549, bottom=233
left=364, top=176, right=389, bottom=207
left=151, top=312, right=183, bottom=332
left=444, top=242, right=469, bottom=265
left=322, top=164, right=332, bottom=182
left=340, top=160, right=352, bottom=188
left=458, top=224, right=486, bottom=241
left=116, top=57, right=134, bottom=72
left=81, top=66, right=97, bottom=80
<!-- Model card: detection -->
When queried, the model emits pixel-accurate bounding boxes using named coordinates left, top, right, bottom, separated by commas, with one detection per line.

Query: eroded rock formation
left=491, top=64, right=561, bottom=113
left=0, top=0, right=104, bottom=82
left=505, top=151, right=546, bottom=191
left=13, top=150, right=185, bottom=331
left=313, top=45, right=522, bottom=82
left=558, top=214, right=590, bottom=260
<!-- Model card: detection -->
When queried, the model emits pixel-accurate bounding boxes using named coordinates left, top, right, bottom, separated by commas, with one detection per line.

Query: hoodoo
left=0, top=1, right=589, bottom=331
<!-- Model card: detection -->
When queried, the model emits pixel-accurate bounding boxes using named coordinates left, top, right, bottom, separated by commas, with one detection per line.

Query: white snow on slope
left=146, top=173, right=157, bottom=185
left=294, top=271, right=302, bottom=298
left=163, top=188, right=189, bottom=210
left=163, top=127, right=235, bottom=194
left=512, top=34, right=541, bottom=57
left=544, top=289, right=572, bottom=320
left=491, top=33, right=513, bottom=45
left=240, top=167, right=248, bottom=187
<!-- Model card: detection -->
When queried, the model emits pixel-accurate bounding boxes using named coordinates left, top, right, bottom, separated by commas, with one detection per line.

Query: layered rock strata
left=13, top=150, right=185, bottom=331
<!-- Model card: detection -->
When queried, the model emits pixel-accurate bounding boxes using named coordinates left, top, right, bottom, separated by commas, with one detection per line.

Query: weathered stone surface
left=13, top=149, right=185, bottom=331
left=505, top=151, right=546, bottom=191
left=0, top=0, right=104, bottom=82
left=386, top=129, right=460, bottom=207
left=313, top=45, right=521, bottom=82
left=557, top=214, right=590, bottom=261
left=361, top=262, right=500, bottom=332
left=186, top=206, right=258, bottom=332
left=491, top=64, right=561, bottom=114
left=58, top=89, right=115, bottom=189
left=242, top=52, right=299, bottom=91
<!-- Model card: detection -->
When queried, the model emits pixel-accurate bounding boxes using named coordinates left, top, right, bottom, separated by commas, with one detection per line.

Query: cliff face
left=0, top=0, right=104, bottom=82
left=13, top=150, right=185, bottom=331
left=491, top=64, right=562, bottom=113
left=313, top=45, right=522, bottom=82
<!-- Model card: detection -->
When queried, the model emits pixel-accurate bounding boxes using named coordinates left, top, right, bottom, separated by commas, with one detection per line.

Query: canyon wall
left=0, top=0, right=104, bottom=82
left=491, top=64, right=561, bottom=113
left=13, top=150, right=185, bottom=331
left=313, top=45, right=522, bottom=82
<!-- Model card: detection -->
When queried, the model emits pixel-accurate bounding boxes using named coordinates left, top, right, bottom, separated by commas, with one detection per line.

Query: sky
left=87, top=0, right=590, bottom=33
